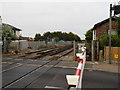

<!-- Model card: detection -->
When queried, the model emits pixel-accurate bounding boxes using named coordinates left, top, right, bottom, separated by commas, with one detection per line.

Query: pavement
left=85, top=61, right=119, bottom=73
left=59, top=52, right=119, bottom=73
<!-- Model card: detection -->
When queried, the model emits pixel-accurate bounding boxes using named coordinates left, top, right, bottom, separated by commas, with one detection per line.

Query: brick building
left=91, top=17, right=118, bottom=61
left=92, top=17, right=118, bottom=40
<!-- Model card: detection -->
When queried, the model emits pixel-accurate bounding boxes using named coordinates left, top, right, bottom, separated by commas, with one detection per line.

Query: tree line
left=34, top=31, right=81, bottom=42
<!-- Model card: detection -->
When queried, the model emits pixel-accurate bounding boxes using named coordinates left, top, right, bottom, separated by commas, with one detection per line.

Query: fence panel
left=28, top=41, right=46, bottom=49
left=105, top=46, right=120, bottom=61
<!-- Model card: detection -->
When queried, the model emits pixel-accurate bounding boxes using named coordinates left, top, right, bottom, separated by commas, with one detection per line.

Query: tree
left=2, top=24, right=16, bottom=41
left=74, top=34, right=81, bottom=41
left=99, top=34, right=120, bottom=49
left=67, top=32, right=81, bottom=41
left=111, top=35, right=120, bottom=47
left=35, top=31, right=81, bottom=42
left=116, top=16, right=120, bottom=37
left=53, top=37, right=59, bottom=42
left=85, top=29, right=93, bottom=54
left=34, top=33, right=44, bottom=41
left=34, top=34, right=40, bottom=41
left=2, top=24, right=16, bottom=53
left=43, top=32, right=51, bottom=39
left=85, top=29, right=93, bottom=43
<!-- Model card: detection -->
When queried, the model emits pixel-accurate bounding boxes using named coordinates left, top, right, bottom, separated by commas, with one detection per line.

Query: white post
left=92, top=40, right=94, bottom=61
left=92, top=30, right=95, bottom=61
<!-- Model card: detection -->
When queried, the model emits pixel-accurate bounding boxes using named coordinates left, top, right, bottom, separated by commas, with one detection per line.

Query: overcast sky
left=1, top=0, right=120, bottom=39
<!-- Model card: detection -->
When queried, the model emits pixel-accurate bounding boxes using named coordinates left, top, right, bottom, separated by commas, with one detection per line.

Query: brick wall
left=96, top=20, right=118, bottom=40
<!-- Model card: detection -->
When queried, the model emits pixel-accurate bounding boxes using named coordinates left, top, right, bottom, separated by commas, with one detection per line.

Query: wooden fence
left=105, top=46, right=120, bottom=61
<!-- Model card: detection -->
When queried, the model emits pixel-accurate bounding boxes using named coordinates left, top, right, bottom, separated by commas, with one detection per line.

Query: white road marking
left=14, top=59, right=23, bottom=61
left=1, top=64, right=22, bottom=73
left=54, top=66, right=76, bottom=69
left=45, top=85, right=63, bottom=89
left=16, top=63, right=42, bottom=67
left=4, top=58, right=12, bottom=60
left=0, top=62, right=13, bottom=64
left=44, top=65, right=53, bottom=67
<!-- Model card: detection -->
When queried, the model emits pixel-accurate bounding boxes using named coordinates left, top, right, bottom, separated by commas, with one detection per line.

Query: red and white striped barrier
left=75, top=59, right=83, bottom=76
left=77, top=47, right=86, bottom=88
left=66, top=47, right=86, bottom=88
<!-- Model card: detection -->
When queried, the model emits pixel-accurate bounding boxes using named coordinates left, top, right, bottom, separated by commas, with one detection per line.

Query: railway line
left=9, top=45, right=73, bottom=59
left=2, top=45, right=74, bottom=89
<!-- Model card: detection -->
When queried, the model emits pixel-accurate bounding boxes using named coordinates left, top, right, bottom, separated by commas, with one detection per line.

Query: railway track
left=11, top=45, right=73, bottom=59
left=2, top=60, right=60, bottom=88
left=2, top=45, right=73, bottom=73
left=2, top=45, right=73, bottom=89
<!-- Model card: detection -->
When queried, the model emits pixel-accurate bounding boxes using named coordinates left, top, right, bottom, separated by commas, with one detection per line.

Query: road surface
left=1, top=58, right=119, bottom=90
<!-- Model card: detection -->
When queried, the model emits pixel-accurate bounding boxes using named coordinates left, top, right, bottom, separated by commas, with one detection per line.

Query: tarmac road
left=82, top=70, right=118, bottom=89
left=1, top=58, right=119, bottom=90
left=2, top=58, right=75, bottom=90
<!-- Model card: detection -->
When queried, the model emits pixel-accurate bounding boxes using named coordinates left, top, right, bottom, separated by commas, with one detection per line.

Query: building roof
left=92, top=17, right=117, bottom=30
left=12, top=26, right=22, bottom=31
left=2, top=23, right=22, bottom=31
left=58, top=40, right=65, bottom=42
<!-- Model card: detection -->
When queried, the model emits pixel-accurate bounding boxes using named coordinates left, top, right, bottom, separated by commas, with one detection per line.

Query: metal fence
left=8, top=40, right=72, bottom=51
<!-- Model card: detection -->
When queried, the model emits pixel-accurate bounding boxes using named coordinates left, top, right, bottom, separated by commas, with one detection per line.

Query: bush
left=99, top=34, right=120, bottom=49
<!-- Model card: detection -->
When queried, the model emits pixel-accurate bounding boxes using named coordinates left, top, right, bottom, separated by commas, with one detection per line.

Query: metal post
left=73, top=40, right=76, bottom=61
left=3, top=37, right=6, bottom=53
left=19, top=37, right=20, bottom=50
left=109, top=4, right=112, bottom=64
left=104, top=46, right=106, bottom=61
left=97, top=41, right=99, bottom=61
left=92, top=40, right=94, bottom=61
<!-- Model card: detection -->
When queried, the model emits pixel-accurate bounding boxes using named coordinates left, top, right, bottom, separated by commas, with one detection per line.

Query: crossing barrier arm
left=76, top=49, right=86, bottom=88
left=66, top=47, right=86, bottom=89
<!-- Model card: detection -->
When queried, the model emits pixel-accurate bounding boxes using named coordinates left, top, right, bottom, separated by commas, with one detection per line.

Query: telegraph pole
left=109, top=4, right=112, bottom=64
left=108, top=4, right=120, bottom=64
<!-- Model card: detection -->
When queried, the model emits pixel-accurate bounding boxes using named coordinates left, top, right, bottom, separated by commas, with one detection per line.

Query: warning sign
left=114, top=54, right=118, bottom=59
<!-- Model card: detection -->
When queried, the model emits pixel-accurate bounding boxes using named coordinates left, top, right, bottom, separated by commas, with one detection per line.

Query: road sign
left=114, top=54, right=118, bottom=59
left=113, top=5, right=120, bottom=15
